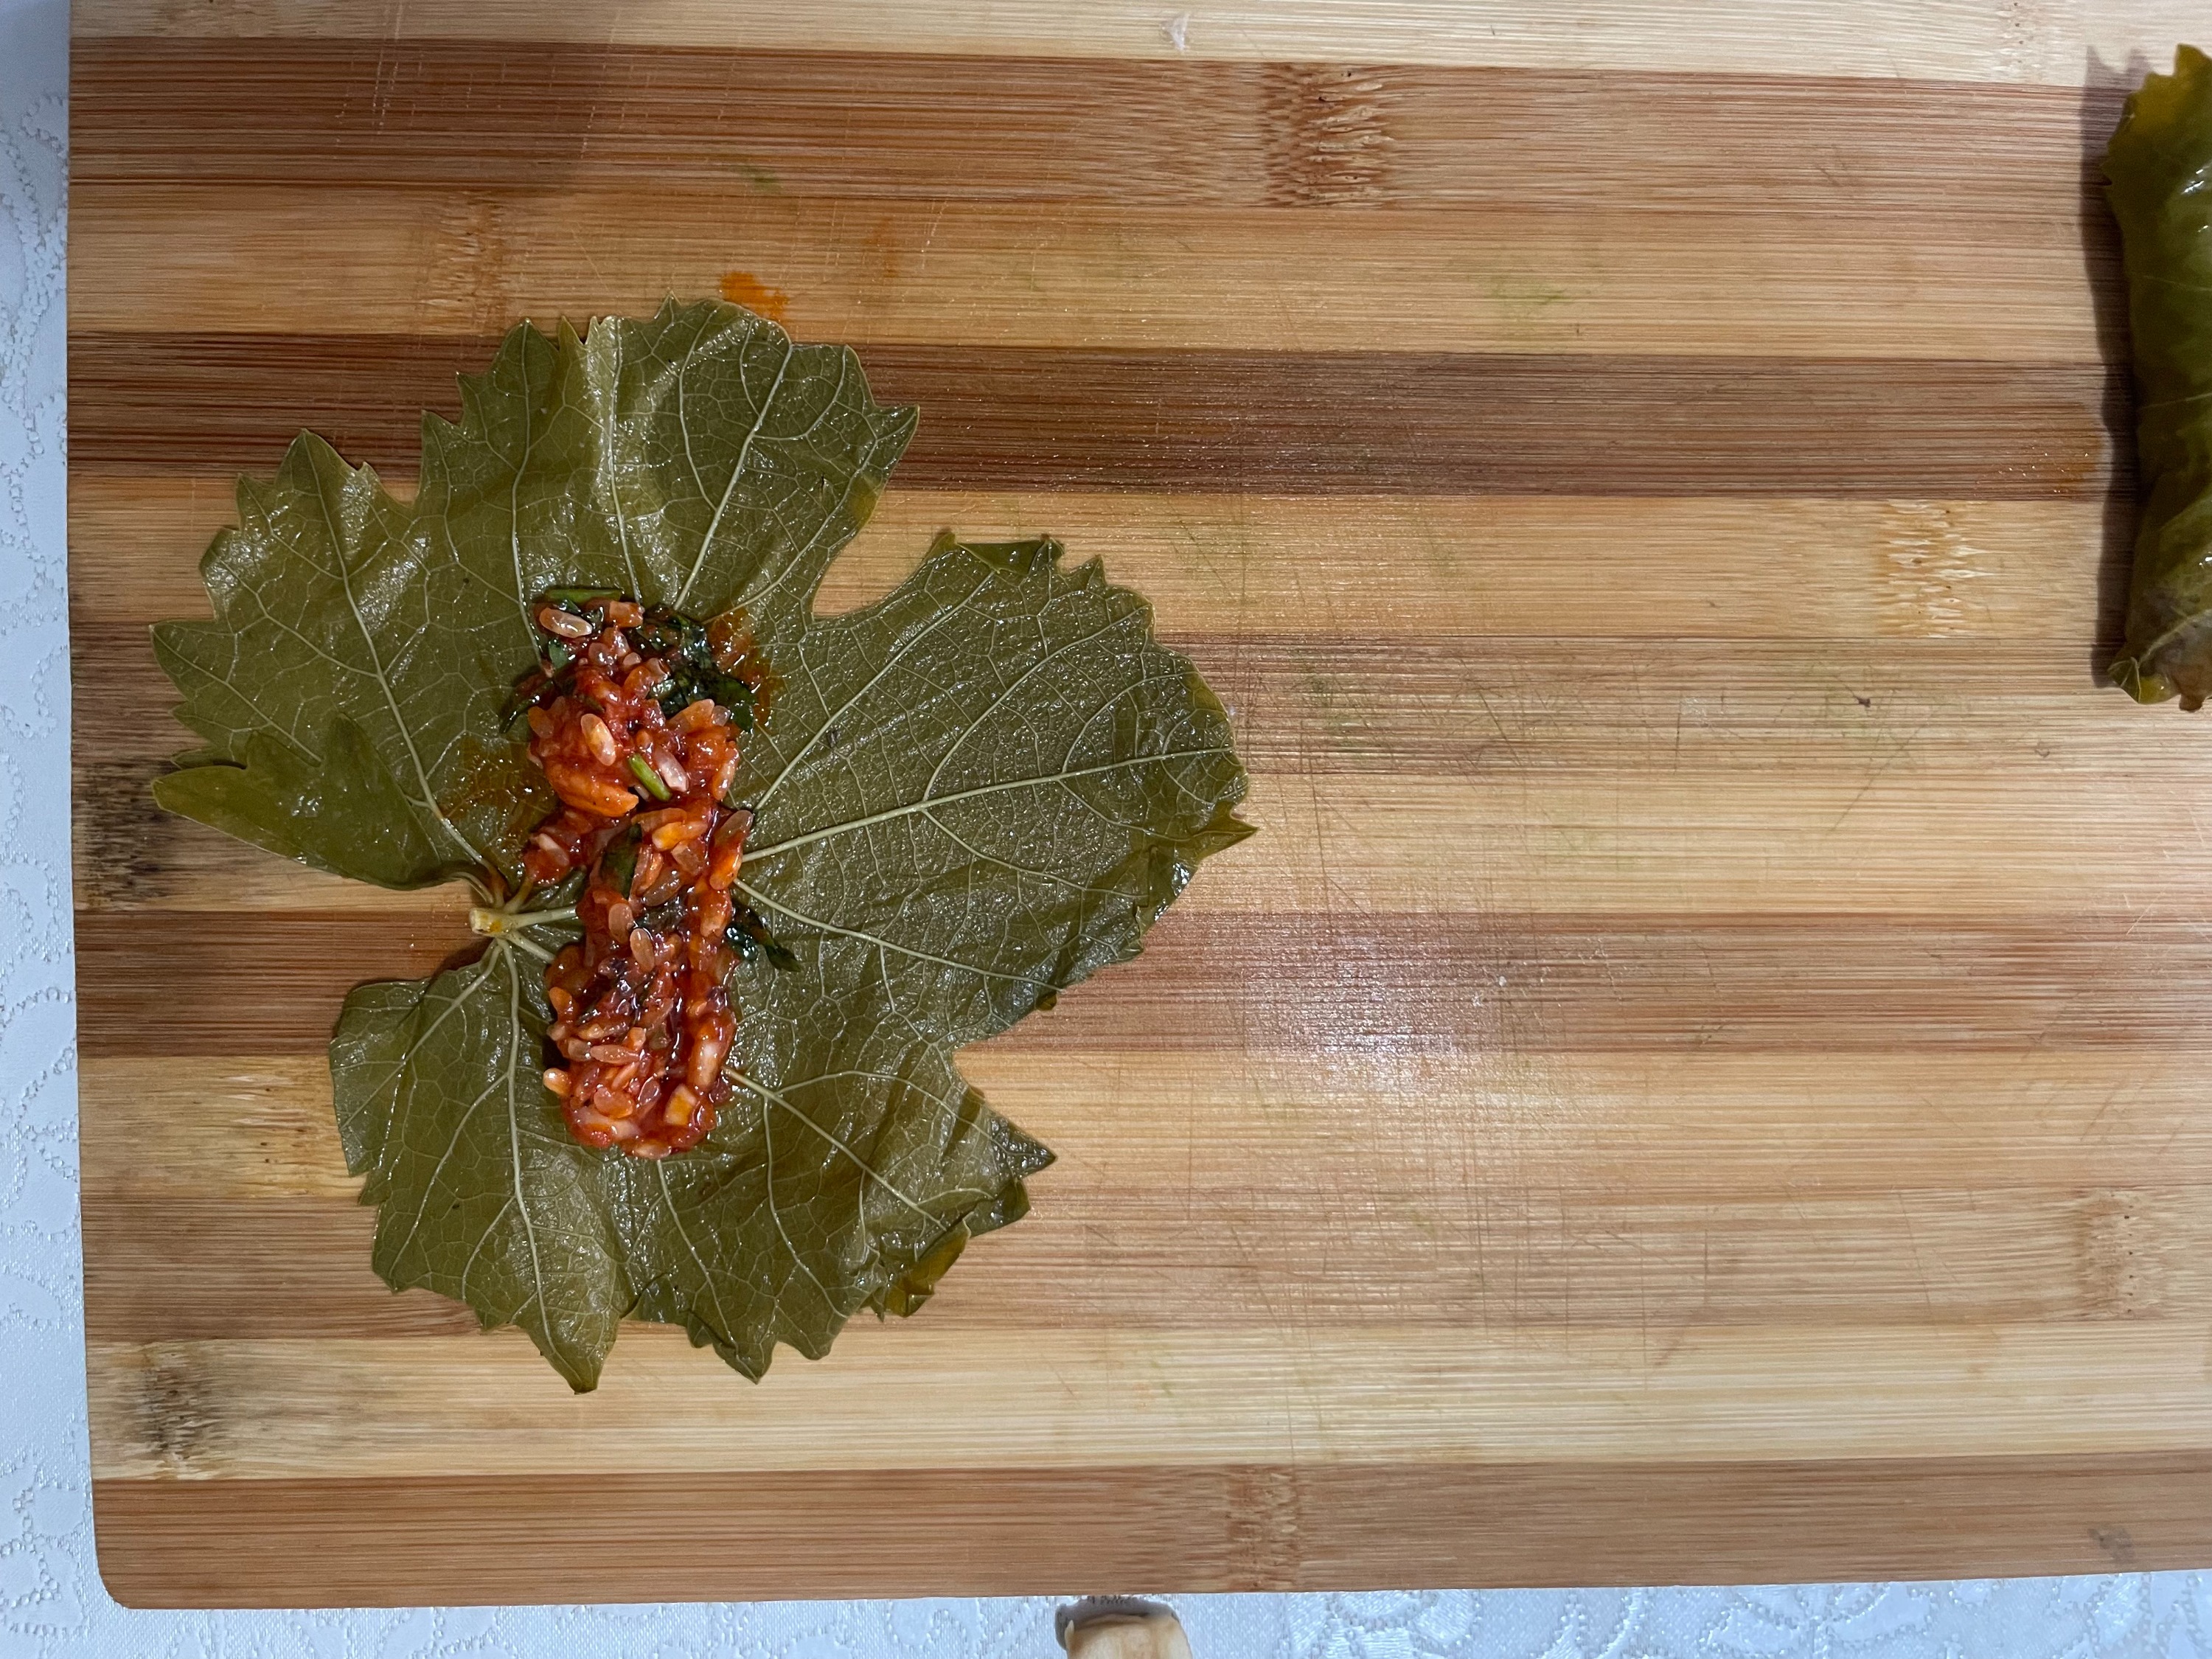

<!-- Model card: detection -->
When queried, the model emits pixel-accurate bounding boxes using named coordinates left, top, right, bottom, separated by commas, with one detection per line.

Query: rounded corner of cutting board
left=88, top=1479, right=175, bottom=1612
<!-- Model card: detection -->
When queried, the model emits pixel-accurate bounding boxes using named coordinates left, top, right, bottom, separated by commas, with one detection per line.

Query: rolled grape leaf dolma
left=2108, top=46, right=2212, bottom=706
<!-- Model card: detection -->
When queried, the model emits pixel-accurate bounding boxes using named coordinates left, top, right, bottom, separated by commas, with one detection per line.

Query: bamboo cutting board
left=69, top=0, right=2212, bottom=1608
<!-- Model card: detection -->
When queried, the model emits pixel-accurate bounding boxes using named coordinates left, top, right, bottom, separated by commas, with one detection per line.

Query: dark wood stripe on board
left=73, top=908, right=2212, bottom=1060
left=91, top=1455, right=2212, bottom=1605
left=74, top=41, right=2116, bottom=220
left=71, top=334, right=2117, bottom=496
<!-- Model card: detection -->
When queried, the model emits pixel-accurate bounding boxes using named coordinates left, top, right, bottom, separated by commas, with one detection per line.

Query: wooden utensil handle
left=1058, top=1598, right=1194, bottom=1659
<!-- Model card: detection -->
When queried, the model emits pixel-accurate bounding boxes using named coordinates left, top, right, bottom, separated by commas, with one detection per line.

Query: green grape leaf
left=154, top=299, right=1251, bottom=1389
left=330, top=951, right=624, bottom=1390
left=2105, top=44, right=2212, bottom=706
left=153, top=716, right=453, bottom=891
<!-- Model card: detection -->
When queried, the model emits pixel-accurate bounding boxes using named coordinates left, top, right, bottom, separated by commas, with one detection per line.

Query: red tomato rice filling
left=515, top=598, right=756, bottom=1159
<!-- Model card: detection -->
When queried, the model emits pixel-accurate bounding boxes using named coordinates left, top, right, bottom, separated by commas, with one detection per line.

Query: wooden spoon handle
left=1057, top=1598, right=1194, bottom=1659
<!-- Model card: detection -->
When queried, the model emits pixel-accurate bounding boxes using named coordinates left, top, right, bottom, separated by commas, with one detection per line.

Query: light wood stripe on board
left=84, top=764, right=2212, bottom=921
left=74, top=189, right=2108, bottom=364
left=80, top=1051, right=2212, bottom=1204
left=83, top=623, right=2212, bottom=922
left=82, top=1321, right=2212, bottom=1483
left=90, top=631, right=2187, bottom=779
left=69, top=481, right=2115, bottom=641
left=70, top=3, right=2207, bottom=86
left=77, top=1181, right=2212, bottom=1342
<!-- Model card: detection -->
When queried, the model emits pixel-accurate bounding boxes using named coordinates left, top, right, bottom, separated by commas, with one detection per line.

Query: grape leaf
left=153, top=299, right=1251, bottom=1389
left=331, top=952, right=625, bottom=1387
left=154, top=301, right=914, bottom=887
left=2105, top=44, right=2212, bottom=706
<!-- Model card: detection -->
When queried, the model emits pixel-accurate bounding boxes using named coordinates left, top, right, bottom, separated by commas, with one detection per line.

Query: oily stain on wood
left=717, top=269, right=790, bottom=321
left=68, top=9, right=2212, bottom=1607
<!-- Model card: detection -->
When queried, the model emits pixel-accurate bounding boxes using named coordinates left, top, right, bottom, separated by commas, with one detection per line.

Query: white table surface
left=10, top=3, right=2212, bottom=1652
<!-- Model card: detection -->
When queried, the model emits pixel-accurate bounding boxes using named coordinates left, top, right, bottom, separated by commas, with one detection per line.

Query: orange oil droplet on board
left=719, top=271, right=790, bottom=323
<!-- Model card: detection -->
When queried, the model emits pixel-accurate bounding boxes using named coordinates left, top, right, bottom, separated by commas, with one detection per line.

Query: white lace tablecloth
left=6, top=4, right=2211, bottom=1653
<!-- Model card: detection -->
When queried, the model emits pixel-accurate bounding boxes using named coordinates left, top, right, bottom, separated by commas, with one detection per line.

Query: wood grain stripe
left=82, top=1051, right=2212, bottom=1203
left=80, top=755, right=2212, bottom=920
left=89, top=1455, right=2212, bottom=1604
left=72, top=910, right=2212, bottom=1060
left=69, top=334, right=2120, bottom=495
left=82, top=1324, right=2212, bottom=1480
left=72, top=187, right=2111, bottom=363
left=80, top=1186, right=2212, bottom=1342
left=72, top=1047, right=2212, bottom=1340
left=74, top=43, right=2118, bottom=216
left=69, top=4, right=2204, bottom=84
left=85, top=765, right=2212, bottom=921
left=83, top=625, right=2165, bottom=768
left=68, top=481, right=2116, bottom=641
left=84, top=622, right=2212, bottom=921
